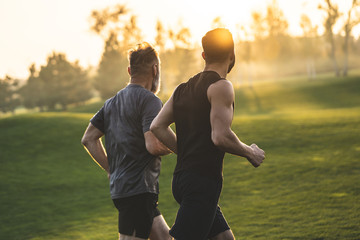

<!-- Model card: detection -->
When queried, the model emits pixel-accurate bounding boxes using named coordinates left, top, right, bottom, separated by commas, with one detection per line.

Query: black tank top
left=173, top=71, right=226, bottom=180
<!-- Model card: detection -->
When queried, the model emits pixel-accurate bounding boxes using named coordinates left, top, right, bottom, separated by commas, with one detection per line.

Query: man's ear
left=230, top=51, right=235, bottom=61
left=202, top=52, right=206, bottom=60
left=127, top=66, right=131, bottom=76
left=152, top=64, right=158, bottom=77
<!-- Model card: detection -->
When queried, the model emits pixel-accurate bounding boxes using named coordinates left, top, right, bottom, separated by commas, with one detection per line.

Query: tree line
left=1, top=0, right=360, bottom=114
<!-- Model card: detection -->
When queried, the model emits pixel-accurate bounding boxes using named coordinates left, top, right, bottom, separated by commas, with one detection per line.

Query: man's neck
left=203, top=63, right=228, bottom=79
left=130, top=76, right=152, bottom=91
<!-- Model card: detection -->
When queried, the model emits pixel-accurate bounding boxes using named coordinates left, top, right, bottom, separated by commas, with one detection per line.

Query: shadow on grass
left=296, top=76, right=360, bottom=110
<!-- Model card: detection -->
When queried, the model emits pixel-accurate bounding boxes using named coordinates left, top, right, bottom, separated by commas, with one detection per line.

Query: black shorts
left=112, top=193, right=161, bottom=239
left=170, top=171, right=230, bottom=240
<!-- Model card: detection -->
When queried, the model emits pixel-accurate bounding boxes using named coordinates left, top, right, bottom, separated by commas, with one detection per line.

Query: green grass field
left=0, top=74, right=359, bottom=239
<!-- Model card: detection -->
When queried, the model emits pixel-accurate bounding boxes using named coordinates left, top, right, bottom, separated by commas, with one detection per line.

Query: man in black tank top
left=151, top=29, right=265, bottom=240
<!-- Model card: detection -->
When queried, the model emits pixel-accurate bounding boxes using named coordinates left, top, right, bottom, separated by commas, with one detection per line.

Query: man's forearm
left=83, top=139, right=110, bottom=173
left=151, top=127, right=177, bottom=154
left=213, top=130, right=265, bottom=167
left=213, top=130, right=252, bottom=159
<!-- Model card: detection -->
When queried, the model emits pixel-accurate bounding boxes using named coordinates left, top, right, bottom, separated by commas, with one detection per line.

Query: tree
left=319, top=0, right=341, bottom=77
left=167, top=24, right=198, bottom=88
left=250, top=0, right=289, bottom=61
left=94, top=32, right=128, bottom=99
left=300, top=14, right=319, bottom=79
left=123, top=15, right=142, bottom=48
left=342, top=0, right=360, bottom=76
left=211, top=16, right=226, bottom=29
left=264, top=0, right=289, bottom=60
left=155, top=20, right=166, bottom=50
left=39, top=53, right=92, bottom=110
left=89, top=4, right=128, bottom=39
left=265, top=0, right=289, bottom=38
left=0, top=75, right=20, bottom=114
left=154, top=20, right=198, bottom=92
left=154, top=20, right=169, bottom=93
left=236, top=26, right=254, bottom=86
left=249, top=0, right=289, bottom=79
left=89, top=4, right=141, bottom=99
left=20, top=64, right=47, bottom=111
left=21, top=53, right=92, bottom=111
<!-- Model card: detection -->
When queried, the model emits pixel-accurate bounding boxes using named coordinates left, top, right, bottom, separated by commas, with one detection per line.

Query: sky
left=0, top=0, right=359, bottom=79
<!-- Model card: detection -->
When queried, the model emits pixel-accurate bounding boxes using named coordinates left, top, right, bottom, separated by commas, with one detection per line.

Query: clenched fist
left=247, top=143, right=265, bottom=168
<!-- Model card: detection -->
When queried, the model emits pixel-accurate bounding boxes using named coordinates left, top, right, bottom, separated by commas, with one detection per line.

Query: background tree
left=236, top=26, right=254, bottom=86
left=0, top=75, right=20, bottom=114
left=300, top=14, right=319, bottom=79
left=264, top=0, right=289, bottom=61
left=342, top=0, right=360, bottom=76
left=249, top=0, right=289, bottom=78
left=90, top=4, right=142, bottom=99
left=89, top=4, right=127, bottom=39
left=94, top=32, right=129, bottom=99
left=39, top=53, right=91, bottom=110
left=167, top=23, right=198, bottom=88
left=154, top=20, right=170, bottom=93
left=123, top=15, right=143, bottom=48
left=20, top=64, right=47, bottom=111
left=211, top=16, right=226, bottom=29
left=319, top=0, right=341, bottom=77
left=250, top=0, right=289, bottom=61
left=21, top=53, right=92, bottom=111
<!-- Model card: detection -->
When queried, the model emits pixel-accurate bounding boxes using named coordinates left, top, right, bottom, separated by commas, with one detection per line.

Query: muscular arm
left=208, top=80, right=265, bottom=167
left=81, top=123, right=110, bottom=174
left=144, top=130, right=172, bottom=156
left=150, top=94, right=177, bottom=154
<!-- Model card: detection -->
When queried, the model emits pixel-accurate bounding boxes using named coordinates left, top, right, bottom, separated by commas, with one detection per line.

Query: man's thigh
left=170, top=171, right=223, bottom=240
left=207, top=206, right=231, bottom=239
left=113, top=193, right=160, bottom=239
left=119, top=215, right=170, bottom=240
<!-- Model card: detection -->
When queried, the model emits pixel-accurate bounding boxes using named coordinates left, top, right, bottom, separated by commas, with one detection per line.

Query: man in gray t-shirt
left=81, top=42, right=172, bottom=240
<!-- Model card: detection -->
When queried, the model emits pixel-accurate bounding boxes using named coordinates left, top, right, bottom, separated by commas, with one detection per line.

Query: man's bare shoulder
left=207, top=79, right=234, bottom=103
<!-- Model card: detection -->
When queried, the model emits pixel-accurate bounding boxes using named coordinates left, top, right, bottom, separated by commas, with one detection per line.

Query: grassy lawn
left=0, top=75, right=359, bottom=239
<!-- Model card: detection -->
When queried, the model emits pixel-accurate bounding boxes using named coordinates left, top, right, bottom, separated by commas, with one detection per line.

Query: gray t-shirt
left=90, top=84, right=163, bottom=199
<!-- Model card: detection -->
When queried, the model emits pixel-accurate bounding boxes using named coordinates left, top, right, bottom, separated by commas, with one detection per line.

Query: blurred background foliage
left=1, top=0, right=360, bottom=114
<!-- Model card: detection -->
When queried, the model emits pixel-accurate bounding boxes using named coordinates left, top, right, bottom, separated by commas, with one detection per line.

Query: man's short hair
left=128, top=42, right=159, bottom=76
left=202, top=28, right=234, bottom=64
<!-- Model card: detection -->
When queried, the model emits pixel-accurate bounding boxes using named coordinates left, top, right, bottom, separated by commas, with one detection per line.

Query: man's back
left=173, top=71, right=226, bottom=180
left=150, top=28, right=265, bottom=240
left=91, top=84, right=163, bottom=198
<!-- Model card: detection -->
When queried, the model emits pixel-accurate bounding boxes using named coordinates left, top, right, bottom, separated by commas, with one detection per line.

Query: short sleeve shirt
left=90, top=84, right=163, bottom=199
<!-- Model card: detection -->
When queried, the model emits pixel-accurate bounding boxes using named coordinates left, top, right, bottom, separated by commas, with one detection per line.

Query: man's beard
left=151, top=72, right=160, bottom=94
left=227, top=56, right=235, bottom=73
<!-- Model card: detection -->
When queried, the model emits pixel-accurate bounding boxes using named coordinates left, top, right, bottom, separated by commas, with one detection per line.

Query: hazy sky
left=0, top=0, right=358, bottom=79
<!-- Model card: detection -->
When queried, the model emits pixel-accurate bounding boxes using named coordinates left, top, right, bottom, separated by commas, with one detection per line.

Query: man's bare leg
left=210, top=229, right=235, bottom=240
left=149, top=215, right=172, bottom=240
left=119, top=231, right=146, bottom=240
left=118, top=215, right=171, bottom=240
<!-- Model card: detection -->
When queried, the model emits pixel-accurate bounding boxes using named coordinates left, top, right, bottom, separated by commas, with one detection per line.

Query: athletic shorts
left=170, top=171, right=230, bottom=240
left=112, top=193, right=161, bottom=239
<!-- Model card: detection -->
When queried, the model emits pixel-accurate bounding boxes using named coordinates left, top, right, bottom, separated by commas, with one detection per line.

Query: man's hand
left=247, top=144, right=265, bottom=168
